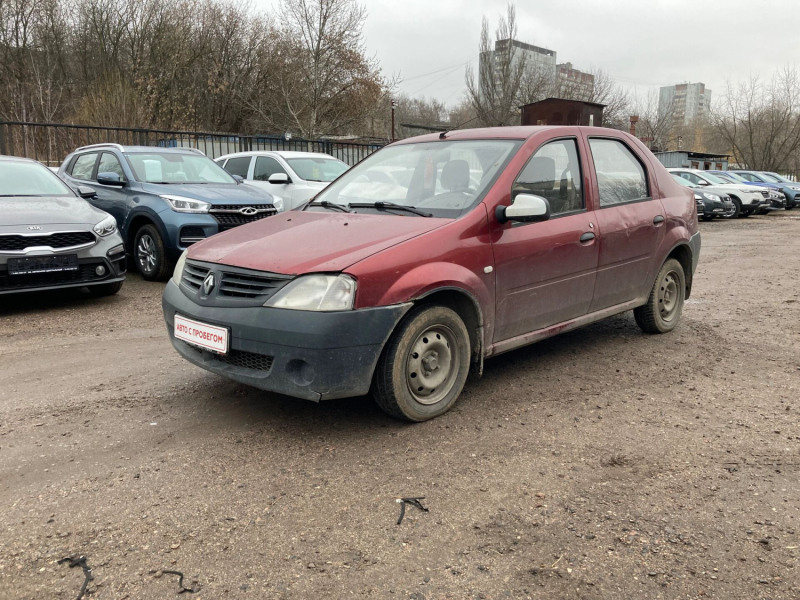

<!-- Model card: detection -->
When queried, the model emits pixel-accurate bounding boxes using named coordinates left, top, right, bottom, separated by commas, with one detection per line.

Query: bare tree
left=711, top=67, right=800, bottom=172
left=465, top=3, right=528, bottom=126
left=632, top=89, right=672, bottom=152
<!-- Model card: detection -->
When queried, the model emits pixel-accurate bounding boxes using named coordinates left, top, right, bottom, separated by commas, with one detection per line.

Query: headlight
left=264, top=274, right=356, bottom=311
left=694, top=193, right=703, bottom=200
left=172, top=250, right=188, bottom=286
left=789, top=186, right=800, bottom=191
left=702, top=193, right=721, bottom=202
left=93, top=215, right=117, bottom=236
left=162, top=195, right=210, bottom=213
left=272, top=195, right=285, bottom=212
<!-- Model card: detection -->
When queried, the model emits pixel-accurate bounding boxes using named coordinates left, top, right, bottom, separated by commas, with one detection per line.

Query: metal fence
left=0, top=121, right=386, bottom=167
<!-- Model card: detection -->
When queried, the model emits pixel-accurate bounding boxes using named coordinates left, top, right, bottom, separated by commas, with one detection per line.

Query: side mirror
left=696, top=179, right=710, bottom=186
left=496, top=194, right=550, bottom=224
left=231, top=174, right=244, bottom=184
left=268, top=173, right=290, bottom=185
left=77, top=185, right=97, bottom=199
left=97, top=172, right=125, bottom=187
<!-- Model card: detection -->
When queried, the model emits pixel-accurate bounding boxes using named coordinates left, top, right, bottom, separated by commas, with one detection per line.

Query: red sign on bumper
left=174, top=314, right=229, bottom=354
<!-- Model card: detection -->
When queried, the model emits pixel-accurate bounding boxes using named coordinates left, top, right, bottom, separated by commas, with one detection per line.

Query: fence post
left=0, top=122, right=6, bottom=155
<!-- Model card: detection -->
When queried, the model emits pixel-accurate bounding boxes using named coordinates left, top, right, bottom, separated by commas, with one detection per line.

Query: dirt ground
left=1, top=214, right=799, bottom=600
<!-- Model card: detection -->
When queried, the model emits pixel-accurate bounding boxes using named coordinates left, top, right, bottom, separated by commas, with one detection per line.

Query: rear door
left=492, top=135, right=599, bottom=342
left=585, top=136, right=665, bottom=312
left=220, top=156, right=253, bottom=181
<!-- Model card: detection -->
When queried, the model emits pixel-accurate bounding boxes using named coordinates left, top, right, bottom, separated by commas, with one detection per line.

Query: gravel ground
left=1, top=214, right=799, bottom=599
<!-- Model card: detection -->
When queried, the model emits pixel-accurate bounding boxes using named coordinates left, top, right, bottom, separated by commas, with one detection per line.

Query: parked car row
left=668, top=168, right=793, bottom=219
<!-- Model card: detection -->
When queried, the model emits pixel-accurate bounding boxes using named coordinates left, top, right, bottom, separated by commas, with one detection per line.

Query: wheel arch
left=126, top=211, right=166, bottom=251
left=665, top=242, right=694, bottom=299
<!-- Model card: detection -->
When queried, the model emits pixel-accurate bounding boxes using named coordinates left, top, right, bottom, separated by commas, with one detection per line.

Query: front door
left=251, top=156, right=296, bottom=207
left=492, top=137, right=599, bottom=342
left=585, top=137, right=666, bottom=312
left=92, top=152, right=131, bottom=228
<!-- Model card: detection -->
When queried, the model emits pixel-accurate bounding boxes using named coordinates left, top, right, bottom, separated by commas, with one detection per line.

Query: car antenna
left=439, top=115, right=480, bottom=139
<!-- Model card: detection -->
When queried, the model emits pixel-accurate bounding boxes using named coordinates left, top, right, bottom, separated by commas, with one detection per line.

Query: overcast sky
left=259, top=0, right=800, bottom=106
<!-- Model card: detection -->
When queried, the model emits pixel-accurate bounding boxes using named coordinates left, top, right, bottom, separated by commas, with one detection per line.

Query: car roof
left=0, top=155, right=40, bottom=164
left=72, top=144, right=205, bottom=155
left=217, top=150, right=339, bottom=160
left=394, top=125, right=631, bottom=144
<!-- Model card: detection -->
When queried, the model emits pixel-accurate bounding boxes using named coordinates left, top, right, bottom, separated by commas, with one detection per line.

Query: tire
left=134, top=224, right=172, bottom=281
left=371, top=305, right=471, bottom=422
left=701, top=215, right=713, bottom=221
left=88, top=280, right=124, bottom=296
left=726, top=197, right=741, bottom=219
left=786, top=204, right=793, bottom=211
left=634, top=258, right=686, bottom=334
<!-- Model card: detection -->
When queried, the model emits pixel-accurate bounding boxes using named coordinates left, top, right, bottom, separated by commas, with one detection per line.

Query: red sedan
left=163, top=126, right=700, bottom=421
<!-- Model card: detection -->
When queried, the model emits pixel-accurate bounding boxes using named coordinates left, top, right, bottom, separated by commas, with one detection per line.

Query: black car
left=671, top=175, right=734, bottom=220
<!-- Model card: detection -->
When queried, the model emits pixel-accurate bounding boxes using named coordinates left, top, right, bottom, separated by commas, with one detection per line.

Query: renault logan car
left=163, top=126, right=700, bottom=421
left=59, top=144, right=277, bottom=280
left=1, top=156, right=126, bottom=296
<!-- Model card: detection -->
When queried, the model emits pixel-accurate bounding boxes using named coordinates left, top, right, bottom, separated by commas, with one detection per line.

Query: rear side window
left=589, top=139, right=648, bottom=207
left=97, top=152, right=126, bottom=181
left=253, top=156, right=288, bottom=181
left=70, top=153, right=98, bottom=180
left=222, top=156, right=252, bottom=178
left=513, top=138, right=584, bottom=217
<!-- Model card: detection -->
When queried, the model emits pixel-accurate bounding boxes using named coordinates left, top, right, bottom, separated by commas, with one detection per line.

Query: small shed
left=653, top=151, right=729, bottom=171
left=520, top=98, right=605, bottom=127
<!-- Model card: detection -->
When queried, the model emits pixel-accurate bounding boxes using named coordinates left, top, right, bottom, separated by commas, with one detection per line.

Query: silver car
left=0, top=156, right=126, bottom=296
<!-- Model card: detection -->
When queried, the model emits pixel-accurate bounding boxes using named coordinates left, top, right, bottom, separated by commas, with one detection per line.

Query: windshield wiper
left=348, top=201, right=432, bottom=217
left=306, top=200, right=352, bottom=213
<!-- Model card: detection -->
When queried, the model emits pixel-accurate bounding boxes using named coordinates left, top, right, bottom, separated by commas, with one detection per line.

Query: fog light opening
left=95, top=265, right=106, bottom=277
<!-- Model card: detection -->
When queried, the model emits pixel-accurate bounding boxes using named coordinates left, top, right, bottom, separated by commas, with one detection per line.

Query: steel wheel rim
left=658, top=270, right=680, bottom=322
left=137, top=234, right=157, bottom=273
left=406, top=325, right=460, bottom=405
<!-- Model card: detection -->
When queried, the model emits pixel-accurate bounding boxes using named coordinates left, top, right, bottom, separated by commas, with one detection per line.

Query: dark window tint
left=97, top=152, right=126, bottom=181
left=253, top=156, right=288, bottom=181
left=513, top=138, right=583, bottom=216
left=589, top=139, right=648, bottom=207
left=70, top=153, right=98, bottom=180
left=222, top=156, right=252, bottom=178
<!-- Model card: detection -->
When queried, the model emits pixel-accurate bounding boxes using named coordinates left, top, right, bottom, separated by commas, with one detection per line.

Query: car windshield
left=719, top=172, right=748, bottom=183
left=701, top=172, right=733, bottom=185
left=0, top=160, right=74, bottom=197
left=286, top=157, right=349, bottom=182
left=309, top=139, right=521, bottom=218
left=672, top=175, right=696, bottom=188
left=760, top=172, right=788, bottom=183
left=126, top=152, right=234, bottom=184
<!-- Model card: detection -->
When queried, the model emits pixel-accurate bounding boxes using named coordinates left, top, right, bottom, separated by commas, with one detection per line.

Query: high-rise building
left=480, top=39, right=558, bottom=93
left=557, top=62, right=595, bottom=96
left=658, top=82, right=711, bottom=128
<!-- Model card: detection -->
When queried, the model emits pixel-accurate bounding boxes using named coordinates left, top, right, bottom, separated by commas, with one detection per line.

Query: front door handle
left=580, top=232, right=595, bottom=243
left=653, top=215, right=665, bottom=224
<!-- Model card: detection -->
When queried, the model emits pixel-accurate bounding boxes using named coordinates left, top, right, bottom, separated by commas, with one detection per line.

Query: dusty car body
left=163, top=126, right=700, bottom=421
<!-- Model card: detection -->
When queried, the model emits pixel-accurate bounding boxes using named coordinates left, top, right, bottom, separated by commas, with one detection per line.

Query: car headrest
left=441, top=159, right=470, bottom=191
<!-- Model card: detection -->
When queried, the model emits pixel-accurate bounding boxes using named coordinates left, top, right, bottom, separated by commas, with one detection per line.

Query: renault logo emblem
left=239, top=206, right=258, bottom=216
left=202, top=273, right=216, bottom=295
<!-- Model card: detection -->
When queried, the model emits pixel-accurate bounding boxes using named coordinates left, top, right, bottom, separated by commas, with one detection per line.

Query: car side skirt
left=487, top=298, right=643, bottom=357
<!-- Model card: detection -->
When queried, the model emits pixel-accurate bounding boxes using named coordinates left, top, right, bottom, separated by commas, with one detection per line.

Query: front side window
left=286, top=157, right=348, bottom=182
left=312, top=140, right=521, bottom=218
left=70, top=153, right=98, bottom=180
left=588, top=139, right=648, bottom=207
left=126, top=153, right=234, bottom=184
left=0, top=160, right=75, bottom=197
left=222, top=156, right=252, bottom=178
left=253, top=156, right=288, bottom=181
left=512, top=138, right=583, bottom=217
left=760, top=173, right=782, bottom=183
left=97, top=152, right=126, bottom=181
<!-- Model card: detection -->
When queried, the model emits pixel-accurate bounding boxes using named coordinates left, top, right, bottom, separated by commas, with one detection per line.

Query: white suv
left=668, top=168, right=768, bottom=218
left=216, top=151, right=349, bottom=211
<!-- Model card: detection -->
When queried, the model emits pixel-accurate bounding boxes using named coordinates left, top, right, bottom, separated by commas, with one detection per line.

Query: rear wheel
left=134, top=224, right=172, bottom=281
left=88, top=280, right=124, bottom=296
left=372, top=305, right=471, bottom=422
left=634, top=258, right=686, bottom=334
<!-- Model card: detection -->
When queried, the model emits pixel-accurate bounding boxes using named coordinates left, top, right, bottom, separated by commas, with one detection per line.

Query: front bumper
left=162, top=280, right=411, bottom=401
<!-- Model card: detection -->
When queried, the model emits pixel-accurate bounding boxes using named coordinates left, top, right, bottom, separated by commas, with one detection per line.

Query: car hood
left=188, top=211, right=450, bottom=274
left=0, top=196, right=107, bottom=227
left=139, top=182, right=274, bottom=204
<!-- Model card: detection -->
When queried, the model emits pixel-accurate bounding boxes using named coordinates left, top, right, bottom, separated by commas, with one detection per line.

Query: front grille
left=0, top=231, right=95, bottom=252
left=216, top=349, right=274, bottom=371
left=209, top=205, right=277, bottom=232
left=760, top=190, right=770, bottom=198
left=182, top=262, right=210, bottom=291
left=219, top=270, right=291, bottom=300
left=0, top=260, right=108, bottom=291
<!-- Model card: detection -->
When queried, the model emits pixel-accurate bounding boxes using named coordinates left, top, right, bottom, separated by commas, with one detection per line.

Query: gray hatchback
left=0, top=156, right=126, bottom=296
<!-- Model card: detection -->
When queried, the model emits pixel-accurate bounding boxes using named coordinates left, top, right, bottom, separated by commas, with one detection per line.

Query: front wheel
left=634, top=258, right=686, bottom=334
left=725, top=197, right=741, bottom=219
left=134, top=224, right=172, bottom=281
left=371, top=305, right=471, bottom=422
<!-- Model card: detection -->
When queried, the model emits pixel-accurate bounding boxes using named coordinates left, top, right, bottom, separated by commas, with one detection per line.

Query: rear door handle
left=580, top=232, right=595, bottom=243
left=653, top=215, right=665, bottom=224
